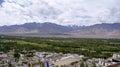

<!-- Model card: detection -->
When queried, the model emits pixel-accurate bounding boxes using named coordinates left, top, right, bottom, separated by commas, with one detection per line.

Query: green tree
left=86, top=63, right=88, bottom=67
left=14, top=53, right=20, bottom=59
left=80, top=61, right=84, bottom=67
left=92, top=63, right=97, bottom=67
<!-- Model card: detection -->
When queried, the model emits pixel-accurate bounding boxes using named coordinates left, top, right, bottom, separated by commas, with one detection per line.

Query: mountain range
left=0, top=22, right=120, bottom=38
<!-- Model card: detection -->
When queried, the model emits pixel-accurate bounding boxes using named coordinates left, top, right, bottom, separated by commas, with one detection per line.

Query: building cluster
left=0, top=50, right=120, bottom=67
left=86, top=54, right=120, bottom=67
left=0, top=50, right=84, bottom=67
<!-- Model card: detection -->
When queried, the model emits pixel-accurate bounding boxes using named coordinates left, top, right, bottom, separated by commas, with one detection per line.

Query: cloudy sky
left=0, top=0, right=120, bottom=26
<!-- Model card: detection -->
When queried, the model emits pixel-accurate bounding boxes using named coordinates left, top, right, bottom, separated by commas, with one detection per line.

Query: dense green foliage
left=0, top=35, right=120, bottom=58
left=80, top=61, right=84, bottom=67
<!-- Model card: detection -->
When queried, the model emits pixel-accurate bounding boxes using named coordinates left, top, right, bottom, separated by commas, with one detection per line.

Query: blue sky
left=0, top=0, right=120, bottom=26
left=0, top=0, right=3, bottom=5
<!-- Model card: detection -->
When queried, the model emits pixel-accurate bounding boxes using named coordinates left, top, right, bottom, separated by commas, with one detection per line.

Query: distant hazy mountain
left=71, top=23, right=120, bottom=38
left=0, top=22, right=75, bottom=35
left=0, top=22, right=120, bottom=38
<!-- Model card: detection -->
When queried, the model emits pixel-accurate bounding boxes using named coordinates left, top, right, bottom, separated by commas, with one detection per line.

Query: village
left=0, top=50, right=120, bottom=67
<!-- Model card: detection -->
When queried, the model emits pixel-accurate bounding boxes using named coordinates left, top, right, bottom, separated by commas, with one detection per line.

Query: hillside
left=0, top=22, right=120, bottom=38
left=71, top=23, right=120, bottom=38
left=0, top=22, right=74, bottom=35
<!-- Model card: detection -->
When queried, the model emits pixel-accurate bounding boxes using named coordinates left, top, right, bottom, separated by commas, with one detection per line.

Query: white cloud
left=0, top=0, right=120, bottom=26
